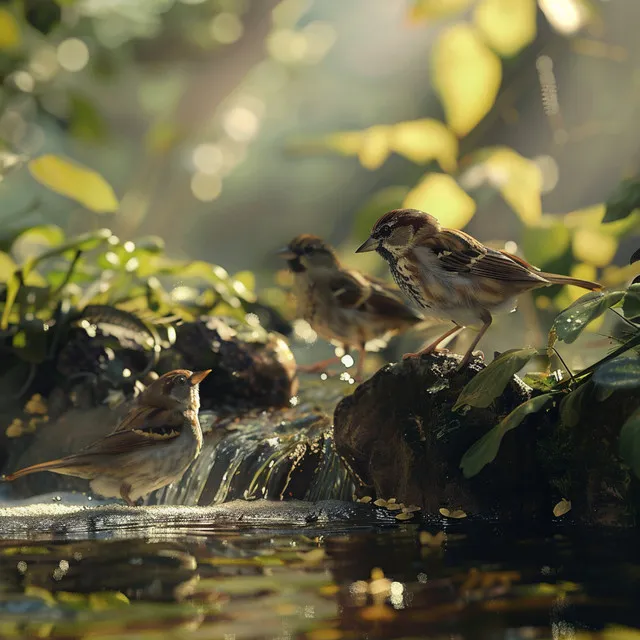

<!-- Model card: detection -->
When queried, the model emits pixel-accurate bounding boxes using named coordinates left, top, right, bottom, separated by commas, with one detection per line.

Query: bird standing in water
left=279, top=234, right=423, bottom=380
left=356, top=208, right=602, bottom=366
left=3, top=369, right=211, bottom=505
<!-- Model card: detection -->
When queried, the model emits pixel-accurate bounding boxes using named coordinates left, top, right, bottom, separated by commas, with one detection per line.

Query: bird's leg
left=458, top=311, right=492, bottom=368
left=402, top=324, right=464, bottom=360
left=297, top=355, right=343, bottom=374
left=354, top=344, right=367, bottom=383
left=120, top=482, right=135, bottom=507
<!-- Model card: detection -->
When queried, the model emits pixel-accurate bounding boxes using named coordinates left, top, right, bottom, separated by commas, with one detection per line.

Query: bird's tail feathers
left=539, top=272, right=602, bottom=291
left=3, top=459, right=70, bottom=482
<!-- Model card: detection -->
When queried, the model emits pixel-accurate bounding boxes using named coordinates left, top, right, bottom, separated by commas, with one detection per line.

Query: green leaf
left=603, top=178, right=640, bottom=223
left=623, top=283, right=640, bottom=322
left=553, top=290, right=625, bottom=344
left=592, top=357, right=640, bottom=390
left=133, top=236, right=165, bottom=253
left=522, top=220, right=571, bottom=268
left=620, top=407, right=640, bottom=480
left=460, top=393, right=554, bottom=478
left=559, top=382, right=590, bottom=427
left=232, top=271, right=257, bottom=302
left=30, top=229, right=113, bottom=267
left=68, top=93, right=107, bottom=143
left=11, top=225, right=65, bottom=264
left=28, top=155, right=119, bottom=214
left=0, top=271, right=21, bottom=330
left=454, top=347, right=539, bottom=410
left=432, top=24, right=502, bottom=137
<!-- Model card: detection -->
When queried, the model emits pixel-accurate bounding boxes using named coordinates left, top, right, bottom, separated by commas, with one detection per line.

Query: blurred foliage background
left=1, top=0, right=640, bottom=368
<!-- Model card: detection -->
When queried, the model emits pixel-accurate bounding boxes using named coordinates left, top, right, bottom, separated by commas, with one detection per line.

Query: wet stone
left=333, top=352, right=550, bottom=521
left=160, top=316, right=298, bottom=410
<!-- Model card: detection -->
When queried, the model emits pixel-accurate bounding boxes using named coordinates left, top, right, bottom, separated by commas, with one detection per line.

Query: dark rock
left=540, top=379, right=640, bottom=527
left=162, top=316, right=298, bottom=409
left=333, top=352, right=550, bottom=520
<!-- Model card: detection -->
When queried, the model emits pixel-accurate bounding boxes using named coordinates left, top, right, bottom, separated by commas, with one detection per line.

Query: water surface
left=0, top=499, right=637, bottom=640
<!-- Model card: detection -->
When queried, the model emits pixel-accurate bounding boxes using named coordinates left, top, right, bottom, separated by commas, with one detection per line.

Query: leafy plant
left=0, top=222, right=258, bottom=386
left=457, top=276, right=640, bottom=480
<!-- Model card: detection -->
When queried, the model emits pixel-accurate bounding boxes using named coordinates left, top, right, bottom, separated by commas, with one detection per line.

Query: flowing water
left=153, top=375, right=355, bottom=507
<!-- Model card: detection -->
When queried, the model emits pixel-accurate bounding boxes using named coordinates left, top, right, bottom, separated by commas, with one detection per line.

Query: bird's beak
left=190, top=369, right=211, bottom=385
left=277, top=247, right=297, bottom=260
left=355, top=236, right=378, bottom=253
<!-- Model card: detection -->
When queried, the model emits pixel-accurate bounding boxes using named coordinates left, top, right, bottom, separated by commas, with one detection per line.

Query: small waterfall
left=152, top=376, right=355, bottom=506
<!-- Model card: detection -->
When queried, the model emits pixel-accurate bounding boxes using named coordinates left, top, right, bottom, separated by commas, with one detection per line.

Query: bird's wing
left=3, top=410, right=186, bottom=481
left=421, top=229, right=547, bottom=284
left=78, top=408, right=185, bottom=457
left=328, top=269, right=371, bottom=308
left=362, top=275, right=423, bottom=322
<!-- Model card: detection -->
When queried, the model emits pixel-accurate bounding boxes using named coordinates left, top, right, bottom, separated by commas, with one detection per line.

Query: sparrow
left=356, top=208, right=602, bottom=367
left=3, top=369, right=211, bottom=506
left=279, top=234, right=423, bottom=380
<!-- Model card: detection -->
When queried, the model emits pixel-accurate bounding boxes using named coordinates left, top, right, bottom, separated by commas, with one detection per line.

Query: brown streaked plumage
left=279, top=234, right=423, bottom=380
left=356, top=208, right=602, bottom=367
left=3, top=369, right=211, bottom=505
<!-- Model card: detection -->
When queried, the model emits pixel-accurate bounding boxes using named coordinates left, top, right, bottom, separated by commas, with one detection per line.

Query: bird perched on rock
left=279, top=234, right=423, bottom=380
left=356, top=208, right=602, bottom=367
left=3, top=369, right=211, bottom=505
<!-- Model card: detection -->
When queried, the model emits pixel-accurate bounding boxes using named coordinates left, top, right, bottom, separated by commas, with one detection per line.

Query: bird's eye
left=175, top=375, right=188, bottom=386
left=303, top=245, right=314, bottom=254
left=377, top=224, right=392, bottom=238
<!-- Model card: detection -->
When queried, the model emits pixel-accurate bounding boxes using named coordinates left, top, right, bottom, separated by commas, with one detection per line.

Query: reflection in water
left=0, top=516, right=639, bottom=639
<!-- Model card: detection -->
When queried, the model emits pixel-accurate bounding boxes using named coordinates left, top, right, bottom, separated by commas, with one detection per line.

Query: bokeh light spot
left=12, top=71, right=34, bottom=92
left=192, top=143, right=224, bottom=175
left=223, top=107, right=259, bottom=142
left=210, top=13, right=243, bottom=44
left=191, top=173, right=222, bottom=202
left=57, top=38, right=89, bottom=72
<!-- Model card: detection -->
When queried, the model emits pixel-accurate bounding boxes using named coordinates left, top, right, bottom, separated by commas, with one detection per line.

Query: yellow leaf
left=0, top=9, right=21, bottom=50
left=324, top=131, right=362, bottom=155
left=572, top=228, right=618, bottom=267
left=562, top=204, right=605, bottom=232
left=474, top=0, right=537, bottom=57
left=553, top=498, right=572, bottom=517
left=409, top=0, right=473, bottom=22
left=432, top=24, right=502, bottom=137
left=439, top=507, right=467, bottom=519
left=0, top=251, right=16, bottom=282
left=482, top=147, right=542, bottom=224
left=404, top=173, right=476, bottom=229
left=358, top=126, right=391, bottom=170
left=29, top=155, right=119, bottom=214
left=391, top=119, right=458, bottom=172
